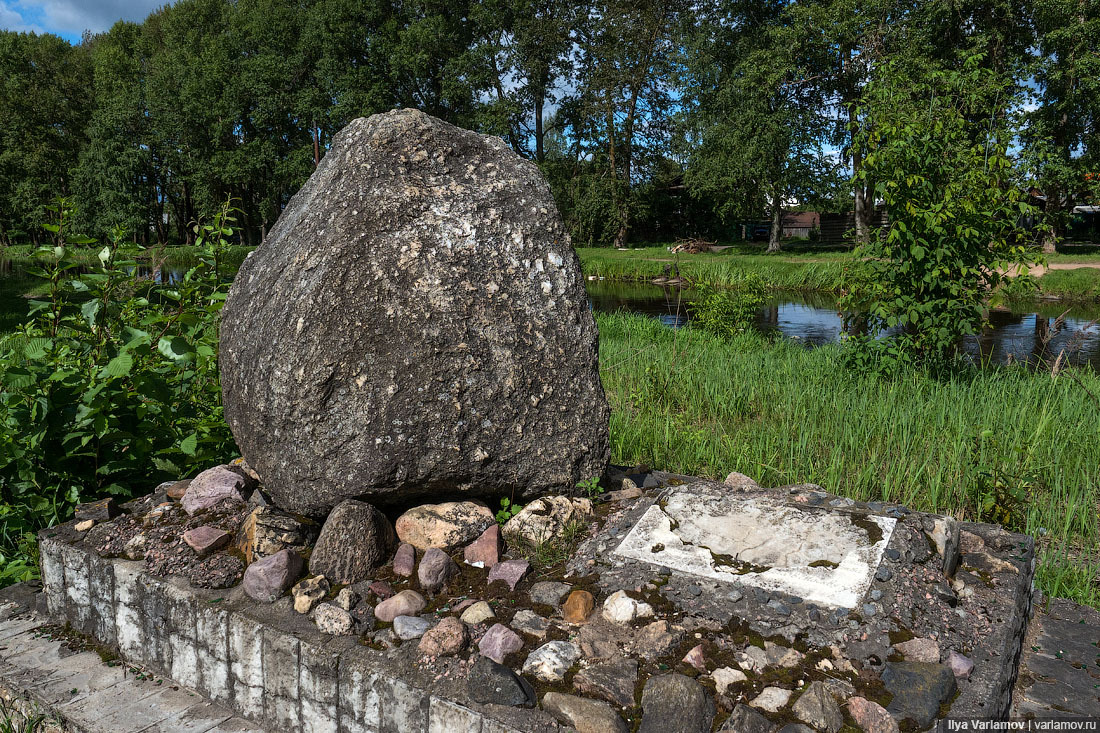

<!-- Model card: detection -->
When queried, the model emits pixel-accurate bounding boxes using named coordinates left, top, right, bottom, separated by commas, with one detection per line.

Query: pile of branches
left=669, top=238, right=716, bottom=254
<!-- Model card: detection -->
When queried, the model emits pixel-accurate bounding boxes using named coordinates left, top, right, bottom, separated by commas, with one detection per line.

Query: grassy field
left=1032, top=268, right=1100, bottom=301
left=597, top=310, right=1100, bottom=606
left=578, top=244, right=1100, bottom=301
left=577, top=246, right=853, bottom=292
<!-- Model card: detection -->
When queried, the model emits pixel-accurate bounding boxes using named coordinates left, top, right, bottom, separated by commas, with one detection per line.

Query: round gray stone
left=393, top=615, right=432, bottom=640
left=220, top=108, right=609, bottom=515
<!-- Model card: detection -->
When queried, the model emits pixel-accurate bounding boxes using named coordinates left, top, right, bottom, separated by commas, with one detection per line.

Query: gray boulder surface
left=220, top=108, right=609, bottom=515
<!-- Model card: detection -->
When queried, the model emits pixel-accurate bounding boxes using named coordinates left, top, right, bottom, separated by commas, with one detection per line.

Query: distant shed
left=782, top=211, right=820, bottom=239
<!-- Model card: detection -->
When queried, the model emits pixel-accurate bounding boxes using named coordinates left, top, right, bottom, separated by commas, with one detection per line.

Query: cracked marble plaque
left=614, top=489, right=896, bottom=608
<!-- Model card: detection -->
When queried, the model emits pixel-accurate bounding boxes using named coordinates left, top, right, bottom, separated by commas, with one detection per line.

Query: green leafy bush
left=842, top=53, right=1039, bottom=372
left=0, top=202, right=239, bottom=581
left=691, top=273, right=769, bottom=340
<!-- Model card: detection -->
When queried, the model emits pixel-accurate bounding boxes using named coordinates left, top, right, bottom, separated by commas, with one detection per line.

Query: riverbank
left=597, top=310, right=1100, bottom=607
left=578, top=245, right=1100, bottom=302
left=577, top=246, right=852, bottom=292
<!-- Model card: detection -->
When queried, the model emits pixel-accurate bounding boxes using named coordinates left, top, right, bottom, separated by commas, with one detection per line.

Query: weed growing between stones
left=494, top=498, right=523, bottom=526
left=0, top=697, right=50, bottom=733
left=509, top=520, right=591, bottom=571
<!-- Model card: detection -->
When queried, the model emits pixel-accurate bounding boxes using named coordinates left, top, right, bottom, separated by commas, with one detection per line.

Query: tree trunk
left=1040, top=227, right=1058, bottom=254
left=312, top=122, right=321, bottom=169
left=534, top=94, right=545, bottom=164
left=849, top=103, right=872, bottom=246
left=1042, top=184, right=1059, bottom=254
left=766, top=190, right=783, bottom=253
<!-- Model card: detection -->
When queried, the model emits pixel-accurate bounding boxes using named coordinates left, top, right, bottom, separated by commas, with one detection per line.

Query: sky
left=0, top=0, right=166, bottom=43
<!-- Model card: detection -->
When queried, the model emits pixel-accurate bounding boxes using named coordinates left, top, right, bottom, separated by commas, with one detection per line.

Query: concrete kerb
left=37, top=533, right=549, bottom=733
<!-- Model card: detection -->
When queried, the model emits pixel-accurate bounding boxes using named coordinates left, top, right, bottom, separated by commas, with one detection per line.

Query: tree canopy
left=0, top=0, right=1096, bottom=248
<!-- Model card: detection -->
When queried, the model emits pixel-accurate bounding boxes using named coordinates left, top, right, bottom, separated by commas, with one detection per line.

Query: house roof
left=782, top=211, right=820, bottom=227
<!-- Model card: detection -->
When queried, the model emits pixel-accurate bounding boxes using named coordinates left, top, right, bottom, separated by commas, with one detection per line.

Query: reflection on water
left=586, top=280, right=1100, bottom=370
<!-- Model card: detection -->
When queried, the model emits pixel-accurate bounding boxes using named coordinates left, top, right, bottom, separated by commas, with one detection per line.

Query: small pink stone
left=393, top=543, right=416, bottom=577
left=369, top=580, right=395, bottom=599
left=464, top=524, right=503, bottom=568
left=683, top=643, right=707, bottom=672
left=947, top=650, right=975, bottom=680
left=183, top=526, right=230, bottom=556
left=478, top=623, right=523, bottom=664
left=848, top=697, right=899, bottom=733
left=487, top=558, right=529, bottom=591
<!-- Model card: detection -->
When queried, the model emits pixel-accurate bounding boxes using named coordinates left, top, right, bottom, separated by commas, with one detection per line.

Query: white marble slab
left=614, top=491, right=896, bottom=608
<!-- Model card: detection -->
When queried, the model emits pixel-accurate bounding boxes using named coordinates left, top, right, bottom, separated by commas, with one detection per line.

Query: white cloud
left=0, top=1, right=43, bottom=32
left=11, top=0, right=166, bottom=37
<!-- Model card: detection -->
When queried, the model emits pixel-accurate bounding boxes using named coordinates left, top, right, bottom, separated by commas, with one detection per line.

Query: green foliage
left=575, top=475, right=603, bottom=501
left=0, top=31, right=92, bottom=246
left=842, top=54, right=1039, bottom=371
left=495, top=497, right=523, bottom=526
left=1021, top=0, right=1100, bottom=249
left=691, top=274, right=768, bottom=341
left=967, top=428, right=1040, bottom=531
left=683, top=1, right=841, bottom=252
left=0, top=200, right=239, bottom=580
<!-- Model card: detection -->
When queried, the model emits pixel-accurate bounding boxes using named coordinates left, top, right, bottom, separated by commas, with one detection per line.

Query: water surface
left=586, top=280, right=1100, bottom=370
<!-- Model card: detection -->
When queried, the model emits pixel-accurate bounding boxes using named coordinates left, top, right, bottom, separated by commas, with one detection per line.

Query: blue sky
left=0, top=0, right=166, bottom=43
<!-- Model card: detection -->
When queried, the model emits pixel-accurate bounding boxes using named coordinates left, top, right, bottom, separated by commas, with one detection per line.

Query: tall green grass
left=597, top=311, right=1100, bottom=606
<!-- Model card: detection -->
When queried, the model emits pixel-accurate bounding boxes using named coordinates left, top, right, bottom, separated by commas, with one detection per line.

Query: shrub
left=0, top=202, right=239, bottom=581
left=842, top=53, right=1039, bottom=372
left=691, top=273, right=769, bottom=340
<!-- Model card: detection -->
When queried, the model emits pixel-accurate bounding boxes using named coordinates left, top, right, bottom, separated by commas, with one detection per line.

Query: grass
left=579, top=244, right=1100, bottom=302
left=0, top=698, right=50, bottom=733
left=597, top=310, right=1100, bottom=607
left=577, top=246, right=852, bottom=292
left=1029, top=268, right=1100, bottom=302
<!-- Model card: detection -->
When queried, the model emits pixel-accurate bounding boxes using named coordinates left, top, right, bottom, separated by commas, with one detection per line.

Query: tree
left=1023, top=0, right=1100, bottom=252
left=684, top=0, right=838, bottom=253
left=843, top=54, right=1037, bottom=368
left=0, top=32, right=92, bottom=245
left=74, top=22, right=160, bottom=243
left=573, top=0, right=685, bottom=247
left=467, top=0, right=578, bottom=162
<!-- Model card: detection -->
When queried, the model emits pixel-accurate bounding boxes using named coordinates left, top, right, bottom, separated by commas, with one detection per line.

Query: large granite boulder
left=220, top=108, right=609, bottom=515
